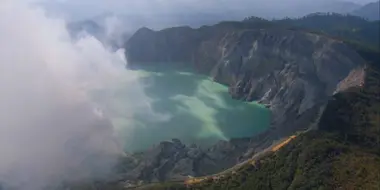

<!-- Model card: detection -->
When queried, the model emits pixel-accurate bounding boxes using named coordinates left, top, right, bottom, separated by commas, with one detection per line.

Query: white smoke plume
left=0, top=0, right=155, bottom=189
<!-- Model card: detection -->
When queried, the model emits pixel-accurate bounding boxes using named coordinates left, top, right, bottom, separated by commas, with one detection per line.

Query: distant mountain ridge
left=351, top=1, right=380, bottom=20
left=269, top=13, right=380, bottom=48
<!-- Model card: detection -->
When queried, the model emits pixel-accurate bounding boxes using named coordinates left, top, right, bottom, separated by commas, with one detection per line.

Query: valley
left=3, top=2, right=379, bottom=189
left=1, top=0, right=380, bottom=189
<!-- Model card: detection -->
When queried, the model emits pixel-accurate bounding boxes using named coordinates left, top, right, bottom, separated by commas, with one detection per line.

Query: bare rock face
left=121, top=139, right=192, bottom=182
left=123, top=22, right=371, bottom=183
left=113, top=138, right=257, bottom=183
left=126, top=24, right=366, bottom=138
left=200, top=29, right=366, bottom=136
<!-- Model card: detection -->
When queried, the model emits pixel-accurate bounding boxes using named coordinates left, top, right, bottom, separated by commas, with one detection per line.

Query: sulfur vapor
left=0, top=1, right=154, bottom=189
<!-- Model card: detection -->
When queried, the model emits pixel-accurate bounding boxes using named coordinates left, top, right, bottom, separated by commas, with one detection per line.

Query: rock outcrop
left=114, top=138, right=254, bottom=183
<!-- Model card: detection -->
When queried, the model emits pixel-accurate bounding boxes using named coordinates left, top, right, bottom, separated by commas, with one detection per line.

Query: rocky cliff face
left=112, top=138, right=253, bottom=183
left=126, top=23, right=366, bottom=140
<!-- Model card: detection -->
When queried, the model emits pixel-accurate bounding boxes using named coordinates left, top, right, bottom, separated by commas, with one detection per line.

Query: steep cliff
left=352, top=1, right=380, bottom=21
left=126, top=21, right=366, bottom=147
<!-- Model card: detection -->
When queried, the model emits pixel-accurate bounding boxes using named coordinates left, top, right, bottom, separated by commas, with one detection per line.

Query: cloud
left=0, top=0, right=161, bottom=189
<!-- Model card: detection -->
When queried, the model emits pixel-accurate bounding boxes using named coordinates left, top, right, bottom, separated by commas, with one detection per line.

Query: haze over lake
left=90, top=65, right=270, bottom=151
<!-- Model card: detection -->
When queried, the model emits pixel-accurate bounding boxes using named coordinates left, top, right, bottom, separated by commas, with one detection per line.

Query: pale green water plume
left=90, top=65, right=270, bottom=151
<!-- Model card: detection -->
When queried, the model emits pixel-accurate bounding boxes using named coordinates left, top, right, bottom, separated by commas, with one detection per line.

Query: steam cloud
left=0, top=1, right=155, bottom=189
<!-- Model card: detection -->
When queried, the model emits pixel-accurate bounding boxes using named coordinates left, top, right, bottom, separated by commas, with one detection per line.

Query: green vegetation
left=245, top=13, right=380, bottom=72
left=180, top=133, right=379, bottom=190
left=244, top=13, right=380, bottom=49
left=280, top=13, right=379, bottom=48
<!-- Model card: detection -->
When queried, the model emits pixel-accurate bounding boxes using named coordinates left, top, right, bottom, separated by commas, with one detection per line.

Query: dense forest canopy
left=242, top=13, right=380, bottom=69
left=244, top=13, right=379, bottom=49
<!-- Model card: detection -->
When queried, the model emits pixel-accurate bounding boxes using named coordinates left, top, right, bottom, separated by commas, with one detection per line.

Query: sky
left=39, top=0, right=377, bottom=21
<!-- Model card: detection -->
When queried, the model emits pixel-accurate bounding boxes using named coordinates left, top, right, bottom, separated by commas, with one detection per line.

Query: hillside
left=351, top=1, right=380, bottom=21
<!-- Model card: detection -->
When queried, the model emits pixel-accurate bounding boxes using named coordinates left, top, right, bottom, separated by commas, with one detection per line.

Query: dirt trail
left=184, top=135, right=298, bottom=185
left=271, top=135, right=297, bottom=152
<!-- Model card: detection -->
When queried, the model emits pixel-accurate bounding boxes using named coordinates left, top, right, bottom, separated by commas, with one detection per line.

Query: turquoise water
left=91, top=65, right=270, bottom=151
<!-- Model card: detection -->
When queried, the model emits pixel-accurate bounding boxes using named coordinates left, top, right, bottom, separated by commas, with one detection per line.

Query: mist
left=0, top=1, right=160, bottom=189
